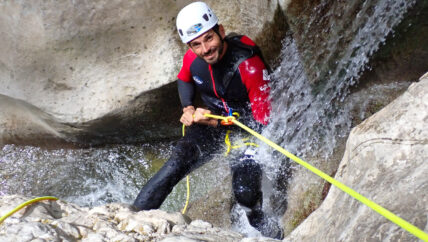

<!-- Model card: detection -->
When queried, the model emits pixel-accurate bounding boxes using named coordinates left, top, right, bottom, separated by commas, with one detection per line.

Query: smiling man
left=133, top=2, right=282, bottom=239
left=187, top=25, right=226, bottom=64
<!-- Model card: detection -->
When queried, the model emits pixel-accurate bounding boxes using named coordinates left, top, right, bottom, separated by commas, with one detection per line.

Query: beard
left=201, top=41, right=224, bottom=65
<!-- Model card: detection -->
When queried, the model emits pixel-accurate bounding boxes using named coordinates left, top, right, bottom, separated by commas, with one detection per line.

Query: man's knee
left=231, top=159, right=263, bottom=208
left=169, top=139, right=199, bottom=169
left=233, top=184, right=262, bottom=208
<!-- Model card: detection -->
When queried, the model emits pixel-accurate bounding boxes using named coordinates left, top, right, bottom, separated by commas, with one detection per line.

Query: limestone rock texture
left=0, top=0, right=284, bottom=145
left=266, top=0, right=428, bottom=236
left=284, top=72, right=428, bottom=241
left=0, top=195, right=274, bottom=242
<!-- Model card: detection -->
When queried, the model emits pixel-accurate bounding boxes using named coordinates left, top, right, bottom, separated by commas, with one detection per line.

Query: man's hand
left=180, top=106, right=195, bottom=126
left=194, top=108, right=218, bottom=127
left=180, top=106, right=218, bottom=127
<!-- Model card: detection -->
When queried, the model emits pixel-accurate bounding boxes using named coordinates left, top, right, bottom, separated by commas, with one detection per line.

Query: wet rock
left=273, top=0, right=428, bottom=236
left=161, top=219, right=244, bottom=242
left=284, top=0, right=428, bottom=86
left=0, top=94, right=77, bottom=146
left=0, top=194, right=276, bottom=241
left=285, top=72, right=428, bottom=241
left=185, top=174, right=234, bottom=229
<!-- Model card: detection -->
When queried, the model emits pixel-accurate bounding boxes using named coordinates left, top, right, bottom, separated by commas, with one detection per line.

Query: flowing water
left=0, top=142, right=230, bottom=213
left=0, top=0, right=417, bottom=237
left=0, top=143, right=171, bottom=208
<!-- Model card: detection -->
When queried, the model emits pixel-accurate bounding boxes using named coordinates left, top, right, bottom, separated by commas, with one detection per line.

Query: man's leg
left=231, top=148, right=283, bottom=239
left=231, top=148, right=263, bottom=222
left=133, top=124, right=221, bottom=211
left=133, top=139, right=198, bottom=210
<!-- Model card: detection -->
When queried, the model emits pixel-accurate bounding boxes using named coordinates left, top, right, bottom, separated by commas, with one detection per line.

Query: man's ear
left=219, top=24, right=226, bottom=39
left=187, top=43, right=195, bottom=53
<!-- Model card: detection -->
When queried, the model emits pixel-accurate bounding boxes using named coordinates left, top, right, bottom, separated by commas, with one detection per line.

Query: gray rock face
left=285, top=73, right=428, bottom=241
left=0, top=94, right=78, bottom=146
left=283, top=0, right=426, bottom=86
left=0, top=0, right=283, bottom=145
left=4, top=69, right=427, bottom=242
left=266, top=0, right=428, bottom=236
left=0, top=195, right=255, bottom=242
left=0, top=1, right=187, bottom=123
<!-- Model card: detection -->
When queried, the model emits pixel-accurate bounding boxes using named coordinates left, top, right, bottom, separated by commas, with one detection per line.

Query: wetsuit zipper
left=208, top=64, right=229, bottom=114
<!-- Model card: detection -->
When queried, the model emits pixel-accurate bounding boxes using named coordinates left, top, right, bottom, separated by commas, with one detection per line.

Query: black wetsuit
left=133, top=35, right=275, bottom=237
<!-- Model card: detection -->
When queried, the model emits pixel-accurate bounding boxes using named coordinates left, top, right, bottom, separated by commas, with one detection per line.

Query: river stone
left=0, top=194, right=279, bottom=241
left=284, top=72, right=428, bottom=241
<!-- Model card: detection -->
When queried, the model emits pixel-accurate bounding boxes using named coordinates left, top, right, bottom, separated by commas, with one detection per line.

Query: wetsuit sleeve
left=177, top=79, right=195, bottom=107
left=177, top=49, right=197, bottom=83
left=238, top=55, right=272, bottom=125
left=177, top=49, right=198, bottom=107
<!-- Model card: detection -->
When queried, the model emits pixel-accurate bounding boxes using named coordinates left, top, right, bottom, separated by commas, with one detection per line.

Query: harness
left=224, top=33, right=272, bottom=74
left=205, top=34, right=269, bottom=120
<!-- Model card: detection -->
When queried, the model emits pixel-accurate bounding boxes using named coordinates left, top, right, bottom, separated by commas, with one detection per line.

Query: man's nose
left=201, top=42, right=210, bottom=54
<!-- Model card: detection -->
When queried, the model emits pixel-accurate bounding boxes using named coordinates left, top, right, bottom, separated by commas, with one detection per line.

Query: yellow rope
left=181, top=124, right=190, bottom=215
left=181, top=175, right=190, bottom=214
left=204, top=113, right=428, bottom=241
left=0, top=196, right=58, bottom=224
left=224, top=130, right=258, bottom=156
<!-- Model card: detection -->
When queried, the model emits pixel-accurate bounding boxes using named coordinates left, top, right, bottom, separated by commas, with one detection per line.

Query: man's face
left=188, top=28, right=225, bottom=65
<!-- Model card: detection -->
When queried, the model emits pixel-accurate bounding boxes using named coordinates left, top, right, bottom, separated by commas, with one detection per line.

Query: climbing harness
left=203, top=113, right=428, bottom=241
left=220, top=110, right=238, bottom=126
left=0, top=196, right=58, bottom=224
left=180, top=111, right=257, bottom=214
left=221, top=111, right=259, bottom=155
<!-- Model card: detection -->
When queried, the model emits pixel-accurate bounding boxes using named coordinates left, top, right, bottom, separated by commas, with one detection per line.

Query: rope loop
left=220, top=112, right=239, bottom=126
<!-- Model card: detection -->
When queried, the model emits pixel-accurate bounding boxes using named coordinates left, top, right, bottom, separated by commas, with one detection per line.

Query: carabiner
left=221, top=117, right=235, bottom=126
left=220, top=109, right=238, bottom=126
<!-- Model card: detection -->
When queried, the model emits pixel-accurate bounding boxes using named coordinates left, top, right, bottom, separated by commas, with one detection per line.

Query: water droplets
left=0, top=143, right=173, bottom=208
left=253, top=0, right=416, bottom=220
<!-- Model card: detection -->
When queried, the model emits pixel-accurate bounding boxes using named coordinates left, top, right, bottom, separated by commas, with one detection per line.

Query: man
left=133, top=2, right=281, bottom=239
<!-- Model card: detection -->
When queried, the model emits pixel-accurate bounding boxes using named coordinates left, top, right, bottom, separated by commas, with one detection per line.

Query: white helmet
left=176, top=2, right=218, bottom=43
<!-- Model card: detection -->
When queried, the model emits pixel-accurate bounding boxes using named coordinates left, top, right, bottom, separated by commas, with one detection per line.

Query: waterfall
left=0, top=0, right=420, bottom=237
left=258, top=0, right=416, bottom=178
left=245, top=0, right=417, bottom=236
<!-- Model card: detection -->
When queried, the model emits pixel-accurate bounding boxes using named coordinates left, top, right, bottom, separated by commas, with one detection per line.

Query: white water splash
left=0, top=143, right=172, bottom=208
left=251, top=1, right=417, bottom=230
left=257, top=0, right=416, bottom=180
left=0, top=0, right=417, bottom=236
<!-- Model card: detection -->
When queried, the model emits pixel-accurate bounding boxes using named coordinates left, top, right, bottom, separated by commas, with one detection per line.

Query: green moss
left=288, top=188, right=321, bottom=230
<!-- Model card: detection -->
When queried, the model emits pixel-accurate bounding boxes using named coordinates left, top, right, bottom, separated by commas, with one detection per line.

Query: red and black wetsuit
left=134, top=35, right=279, bottom=238
left=177, top=35, right=271, bottom=127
